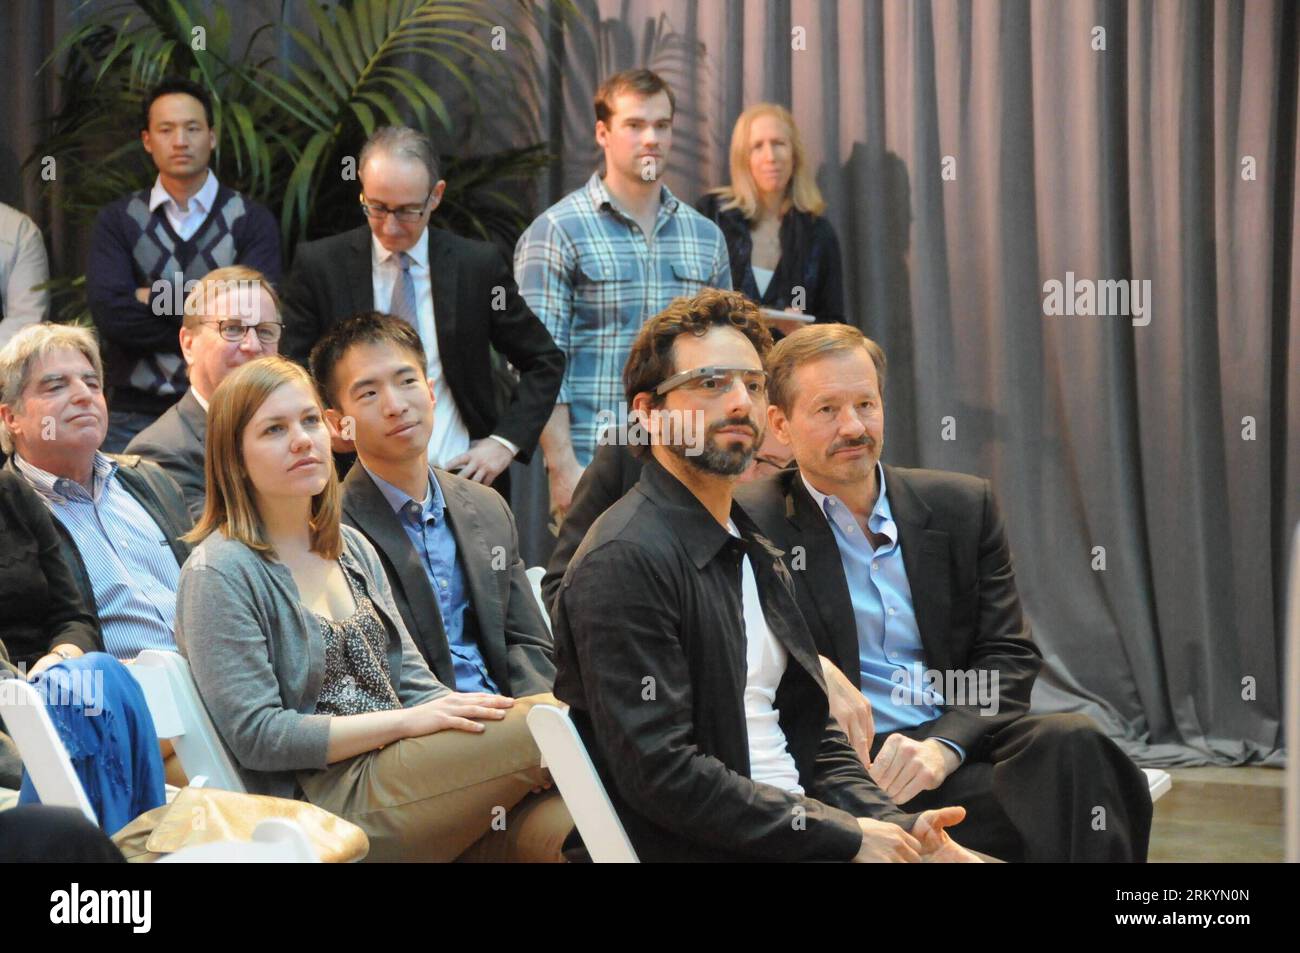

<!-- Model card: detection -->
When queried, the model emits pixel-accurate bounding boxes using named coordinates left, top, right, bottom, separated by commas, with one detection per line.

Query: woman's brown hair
left=184, top=355, right=342, bottom=560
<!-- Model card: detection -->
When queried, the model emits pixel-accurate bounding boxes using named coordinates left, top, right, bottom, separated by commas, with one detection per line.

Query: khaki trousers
left=298, top=692, right=572, bottom=862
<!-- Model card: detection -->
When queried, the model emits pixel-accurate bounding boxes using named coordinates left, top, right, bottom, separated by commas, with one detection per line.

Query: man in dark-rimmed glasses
left=551, top=287, right=980, bottom=862
left=281, top=125, right=563, bottom=498
left=128, top=266, right=281, bottom=521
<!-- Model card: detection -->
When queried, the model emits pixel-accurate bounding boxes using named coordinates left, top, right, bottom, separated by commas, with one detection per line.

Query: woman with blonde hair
left=174, top=355, right=565, bottom=861
left=697, top=102, right=845, bottom=332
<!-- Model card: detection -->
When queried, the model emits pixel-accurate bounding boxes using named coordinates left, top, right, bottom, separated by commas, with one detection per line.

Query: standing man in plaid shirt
left=515, top=69, right=732, bottom=523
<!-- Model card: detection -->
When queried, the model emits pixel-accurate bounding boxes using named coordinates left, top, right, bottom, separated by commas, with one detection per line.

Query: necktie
left=388, top=251, right=418, bottom=325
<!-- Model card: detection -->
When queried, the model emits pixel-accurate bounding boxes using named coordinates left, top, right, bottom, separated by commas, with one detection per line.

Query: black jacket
left=0, top=469, right=102, bottom=669
left=540, top=440, right=643, bottom=611
left=340, top=463, right=555, bottom=697
left=3, top=454, right=192, bottom=629
left=695, top=194, right=845, bottom=324
left=280, top=224, right=565, bottom=462
left=734, top=465, right=1042, bottom=755
left=552, top=458, right=913, bottom=862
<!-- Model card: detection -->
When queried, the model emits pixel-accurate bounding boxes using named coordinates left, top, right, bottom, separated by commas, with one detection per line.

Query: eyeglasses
left=200, top=319, right=283, bottom=344
left=359, top=191, right=433, bottom=223
left=655, top=365, right=768, bottom=398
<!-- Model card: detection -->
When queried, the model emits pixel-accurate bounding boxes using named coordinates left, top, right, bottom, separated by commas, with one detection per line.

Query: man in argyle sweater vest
left=86, top=78, right=280, bottom=451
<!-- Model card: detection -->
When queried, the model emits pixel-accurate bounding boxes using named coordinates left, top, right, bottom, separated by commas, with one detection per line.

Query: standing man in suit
left=310, top=311, right=556, bottom=698
left=552, top=289, right=979, bottom=862
left=734, top=323, right=1153, bottom=862
left=282, top=126, right=564, bottom=498
left=127, top=266, right=282, bottom=521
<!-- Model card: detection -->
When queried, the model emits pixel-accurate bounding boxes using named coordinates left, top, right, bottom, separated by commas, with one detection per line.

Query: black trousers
left=872, top=713, right=1153, bottom=862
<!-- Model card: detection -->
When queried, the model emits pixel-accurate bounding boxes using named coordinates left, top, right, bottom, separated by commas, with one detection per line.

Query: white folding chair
left=525, top=703, right=638, bottom=862
left=157, top=817, right=321, bottom=863
left=0, top=677, right=97, bottom=823
left=1143, top=768, right=1171, bottom=802
left=129, top=650, right=246, bottom=793
left=525, top=565, right=551, bottom=633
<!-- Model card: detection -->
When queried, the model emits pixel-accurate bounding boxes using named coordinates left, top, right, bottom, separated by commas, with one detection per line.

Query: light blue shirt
left=364, top=465, right=497, bottom=694
left=14, top=452, right=179, bottom=659
left=802, top=465, right=964, bottom=761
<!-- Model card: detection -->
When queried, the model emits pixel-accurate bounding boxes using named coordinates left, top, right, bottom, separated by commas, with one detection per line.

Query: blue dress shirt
left=364, top=465, right=498, bottom=694
left=15, top=452, right=179, bottom=659
left=802, top=464, right=964, bottom=761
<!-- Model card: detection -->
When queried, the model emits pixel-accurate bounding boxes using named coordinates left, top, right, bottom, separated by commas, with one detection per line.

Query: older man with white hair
left=0, top=324, right=190, bottom=660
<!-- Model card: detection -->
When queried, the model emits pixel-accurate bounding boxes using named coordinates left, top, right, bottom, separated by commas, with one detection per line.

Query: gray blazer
left=174, top=524, right=448, bottom=799
left=341, top=464, right=555, bottom=697
left=126, top=389, right=207, bottom=522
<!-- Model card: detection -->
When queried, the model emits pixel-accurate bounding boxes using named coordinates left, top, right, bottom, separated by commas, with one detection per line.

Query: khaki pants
left=298, top=692, right=572, bottom=862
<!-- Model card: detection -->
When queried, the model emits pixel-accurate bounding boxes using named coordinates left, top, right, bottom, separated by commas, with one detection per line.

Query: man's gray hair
left=0, top=323, right=104, bottom=453
left=358, top=125, right=441, bottom=188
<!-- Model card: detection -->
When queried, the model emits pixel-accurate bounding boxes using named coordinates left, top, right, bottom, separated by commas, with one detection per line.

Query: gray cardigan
left=174, top=524, right=449, bottom=799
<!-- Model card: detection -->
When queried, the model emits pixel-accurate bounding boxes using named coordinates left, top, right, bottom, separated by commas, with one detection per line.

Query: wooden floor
left=1148, top=766, right=1285, bottom=862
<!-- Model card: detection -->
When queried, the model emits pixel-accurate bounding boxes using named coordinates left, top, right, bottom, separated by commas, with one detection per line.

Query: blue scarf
left=18, top=653, right=165, bottom=834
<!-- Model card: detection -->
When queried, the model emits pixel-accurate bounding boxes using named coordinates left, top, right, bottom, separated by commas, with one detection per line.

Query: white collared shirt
left=148, top=169, right=219, bottom=241
left=370, top=229, right=472, bottom=468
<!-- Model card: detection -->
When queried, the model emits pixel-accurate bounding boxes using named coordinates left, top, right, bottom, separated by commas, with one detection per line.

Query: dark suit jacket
left=695, top=194, right=845, bottom=325
left=3, top=454, right=192, bottom=627
left=340, top=462, right=555, bottom=697
left=0, top=469, right=102, bottom=668
left=552, top=458, right=914, bottom=862
left=734, top=464, right=1042, bottom=756
left=281, top=224, right=564, bottom=462
left=125, top=388, right=206, bottom=523
left=540, top=440, right=643, bottom=610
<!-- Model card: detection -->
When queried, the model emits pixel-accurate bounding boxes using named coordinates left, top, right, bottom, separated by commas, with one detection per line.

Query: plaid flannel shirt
left=514, top=173, right=732, bottom=466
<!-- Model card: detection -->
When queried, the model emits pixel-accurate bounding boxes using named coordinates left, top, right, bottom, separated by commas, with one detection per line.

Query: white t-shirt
left=752, top=265, right=774, bottom=298
left=729, top=521, right=804, bottom=795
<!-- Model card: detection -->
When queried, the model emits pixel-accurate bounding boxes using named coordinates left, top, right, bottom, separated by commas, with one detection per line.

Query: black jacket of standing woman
left=696, top=102, right=845, bottom=325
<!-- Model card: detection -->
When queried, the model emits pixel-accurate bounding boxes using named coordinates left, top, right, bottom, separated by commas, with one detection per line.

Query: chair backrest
left=129, top=651, right=246, bottom=793
left=525, top=566, right=551, bottom=633
left=1142, top=768, right=1171, bottom=802
left=158, top=817, right=321, bottom=863
left=525, top=703, right=638, bottom=862
left=0, top=678, right=96, bottom=823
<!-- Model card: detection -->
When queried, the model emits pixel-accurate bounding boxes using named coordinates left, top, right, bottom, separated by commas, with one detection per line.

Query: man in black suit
left=127, top=266, right=282, bottom=521
left=282, top=125, right=564, bottom=497
left=553, top=289, right=980, bottom=862
left=733, top=323, right=1153, bottom=862
left=310, top=312, right=555, bottom=698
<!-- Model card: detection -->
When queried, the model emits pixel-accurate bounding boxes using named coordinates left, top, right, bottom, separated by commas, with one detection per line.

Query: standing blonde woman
left=697, top=103, right=845, bottom=333
left=175, top=355, right=567, bottom=861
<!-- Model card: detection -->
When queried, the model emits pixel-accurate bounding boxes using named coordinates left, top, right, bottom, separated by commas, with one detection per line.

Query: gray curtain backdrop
left=517, top=0, right=1295, bottom=768
left=2, top=0, right=1293, bottom=766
